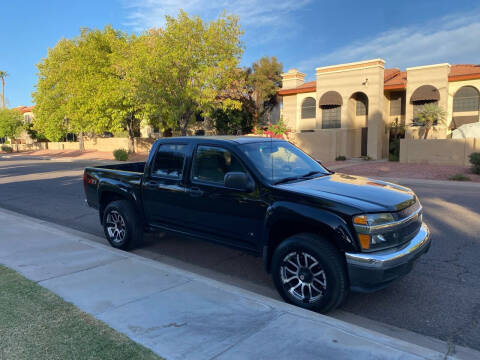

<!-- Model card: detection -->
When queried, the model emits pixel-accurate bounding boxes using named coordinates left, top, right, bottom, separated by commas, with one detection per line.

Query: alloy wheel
left=106, top=210, right=127, bottom=244
left=280, top=251, right=327, bottom=303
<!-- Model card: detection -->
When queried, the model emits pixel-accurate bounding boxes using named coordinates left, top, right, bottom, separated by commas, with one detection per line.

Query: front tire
left=103, top=200, right=143, bottom=250
left=271, top=233, right=348, bottom=313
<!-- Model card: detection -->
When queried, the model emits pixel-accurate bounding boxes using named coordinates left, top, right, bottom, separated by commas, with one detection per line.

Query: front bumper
left=345, top=223, right=431, bottom=292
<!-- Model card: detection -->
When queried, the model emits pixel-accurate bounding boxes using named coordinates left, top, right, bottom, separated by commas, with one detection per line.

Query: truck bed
left=95, top=162, right=146, bottom=173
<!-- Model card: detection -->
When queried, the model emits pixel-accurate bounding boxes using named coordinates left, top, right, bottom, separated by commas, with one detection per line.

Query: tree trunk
left=423, top=127, right=430, bottom=140
left=1, top=78, right=5, bottom=109
left=78, top=132, right=85, bottom=152
left=126, top=114, right=135, bottom=153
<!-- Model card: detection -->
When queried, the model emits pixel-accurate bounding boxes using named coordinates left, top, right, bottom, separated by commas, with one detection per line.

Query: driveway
left=0, top=154, right=479, bottom=351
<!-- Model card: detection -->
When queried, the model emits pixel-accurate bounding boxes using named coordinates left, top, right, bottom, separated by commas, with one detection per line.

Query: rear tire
left=103, top=200, right=143, bottom=250
left=271, top=233, right=348, bottom=313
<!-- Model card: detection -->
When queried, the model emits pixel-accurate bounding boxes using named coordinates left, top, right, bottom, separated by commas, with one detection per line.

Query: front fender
left=262, top=201, right=358, bottom=271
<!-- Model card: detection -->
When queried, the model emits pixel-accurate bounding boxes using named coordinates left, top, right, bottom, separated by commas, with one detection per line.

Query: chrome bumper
left=345, top=223, right=431, bottom=291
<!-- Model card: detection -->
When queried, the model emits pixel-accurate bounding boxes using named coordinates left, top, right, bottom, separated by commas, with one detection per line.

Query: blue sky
left=2, top=0, right=480, bottom=107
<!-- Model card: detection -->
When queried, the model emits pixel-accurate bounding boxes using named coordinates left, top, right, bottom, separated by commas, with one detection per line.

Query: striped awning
left=411, top=85, right=440, bottom=102
left=319, top=91, right=343, bottom=106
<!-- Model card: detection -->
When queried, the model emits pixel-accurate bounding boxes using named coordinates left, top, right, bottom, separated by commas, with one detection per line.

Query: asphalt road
left=1, top=154, right=479, bottom=351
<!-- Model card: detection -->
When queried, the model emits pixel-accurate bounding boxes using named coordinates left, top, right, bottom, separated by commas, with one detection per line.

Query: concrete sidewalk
left=0, top=209, right=477, bottom=360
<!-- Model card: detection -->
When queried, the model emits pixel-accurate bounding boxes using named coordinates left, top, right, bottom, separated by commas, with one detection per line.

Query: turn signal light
left=358, top=234, right=371, bottom=250
left=353, top=215, right=368, bottom=225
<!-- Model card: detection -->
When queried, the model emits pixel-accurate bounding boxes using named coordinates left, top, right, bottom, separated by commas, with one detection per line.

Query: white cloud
left=123, top=0, right=311, bottom=45
left=297, top=10, right=480, bottom=73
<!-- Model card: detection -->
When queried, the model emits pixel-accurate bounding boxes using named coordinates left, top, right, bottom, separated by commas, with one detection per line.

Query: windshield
left=239, top=141, right=330, bottom=183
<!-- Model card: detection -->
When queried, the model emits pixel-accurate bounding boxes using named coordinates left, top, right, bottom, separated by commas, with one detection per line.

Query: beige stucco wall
left=289, top=128, right=362, bottom=161
left=405, top=64, right=450, bottom=139
left=400, top=138, right=480, bottom=165
left=282, top=95, right=298, bottom=131
left=315, top=60, right=386, bottom=159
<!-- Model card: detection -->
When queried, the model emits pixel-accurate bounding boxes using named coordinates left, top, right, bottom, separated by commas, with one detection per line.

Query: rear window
left=151, top=144, right=187, bottom=178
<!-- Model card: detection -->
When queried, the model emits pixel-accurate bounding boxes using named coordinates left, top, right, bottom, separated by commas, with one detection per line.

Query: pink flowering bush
left=251, top=118, right=291, bottom=139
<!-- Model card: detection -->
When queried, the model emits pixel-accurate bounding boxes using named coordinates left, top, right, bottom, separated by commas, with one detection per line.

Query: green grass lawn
left=0, top=265, right=162, bottom=360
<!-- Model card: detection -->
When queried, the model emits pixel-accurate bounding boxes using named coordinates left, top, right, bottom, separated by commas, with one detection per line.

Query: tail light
left=83, top=172, right=98, bottom=193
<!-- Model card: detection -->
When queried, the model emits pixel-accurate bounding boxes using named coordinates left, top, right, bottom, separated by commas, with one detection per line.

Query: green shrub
left=469, top=152, right=480, bottom=174
left=1, top=145, right=13, bottom=153
left=335, top=155, right=346, bottom=161
left=448, top=174, right=472, bottom=181
left=362, top=155, right=372, bottom=161
left=389, top=153, right=399, bottom=162
left=113, top=149, right=129, bottom=161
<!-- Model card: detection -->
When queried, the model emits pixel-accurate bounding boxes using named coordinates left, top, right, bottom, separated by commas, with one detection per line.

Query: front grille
left=395, top=200, right=420, bottom=220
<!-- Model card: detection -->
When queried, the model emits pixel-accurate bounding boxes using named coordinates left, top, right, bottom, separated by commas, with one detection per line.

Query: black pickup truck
left=84, top=136, right=431, bottom=312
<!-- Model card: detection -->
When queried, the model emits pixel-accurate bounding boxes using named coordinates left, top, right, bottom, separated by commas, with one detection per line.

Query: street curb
left=1, top=207, right=479, bottom=359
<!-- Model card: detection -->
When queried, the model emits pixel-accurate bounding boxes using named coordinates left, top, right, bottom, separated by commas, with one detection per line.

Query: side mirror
left=224, top=172, right=254, bottom=192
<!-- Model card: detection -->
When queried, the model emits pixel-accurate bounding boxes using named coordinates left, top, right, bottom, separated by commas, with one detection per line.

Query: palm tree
left=0, top=70, right=7, bottom=109
left=415, top=103, right=446, bottom=139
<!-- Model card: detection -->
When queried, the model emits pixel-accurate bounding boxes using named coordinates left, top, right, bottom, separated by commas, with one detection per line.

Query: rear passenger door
left=185, top=145, right=266, bottom=250
left=142, top=143, right=189, bottom=229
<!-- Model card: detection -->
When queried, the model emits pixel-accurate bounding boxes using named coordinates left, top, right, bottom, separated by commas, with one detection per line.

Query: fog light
left=371, top=234, right=387, bottom=245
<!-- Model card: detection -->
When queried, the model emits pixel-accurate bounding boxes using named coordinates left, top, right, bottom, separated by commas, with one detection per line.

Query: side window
left=151, top=144, right=187, bottom=178
left=192, top=146, right=247, bottom=185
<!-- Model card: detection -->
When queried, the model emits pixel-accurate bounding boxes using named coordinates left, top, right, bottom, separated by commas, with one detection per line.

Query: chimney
left=281, top=68, right=305, bottom=89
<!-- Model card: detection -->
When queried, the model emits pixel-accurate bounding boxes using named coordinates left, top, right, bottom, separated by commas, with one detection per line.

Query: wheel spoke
left=313, top=276, right=326, bottom=288
left=282, top=275, right=298, bottom=284
left=287, top=259, right=299, bottom=270
left=308, top=260, right=318, bottom=269
left=311, top=282, right=323, bottom=293
left=300, top=283, right=306, bottom=299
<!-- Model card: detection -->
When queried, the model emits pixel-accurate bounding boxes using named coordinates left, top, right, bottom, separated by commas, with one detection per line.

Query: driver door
left=184, top=145, right=266, bottom=250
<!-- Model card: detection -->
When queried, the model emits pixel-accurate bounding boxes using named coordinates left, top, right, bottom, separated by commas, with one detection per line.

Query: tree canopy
left=33, top=11, right=245, bottom=148
left=0, top=108, right=24, bottom=139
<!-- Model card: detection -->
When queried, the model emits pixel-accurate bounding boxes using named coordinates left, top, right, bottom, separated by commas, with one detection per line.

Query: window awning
left=450, top=115, right=479, bottom=129
left=319, top=91, right=343, bottom=106
left=411, top=85, right=440, bottom=102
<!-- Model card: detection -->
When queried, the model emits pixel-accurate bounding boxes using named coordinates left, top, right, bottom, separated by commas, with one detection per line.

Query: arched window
left=319, top=91, right=342, bottom=129
left=353, top=92, right=368, bottom=116
left=410, top=85, right=440, bottom=122
left=301, top=97, right=316, bottom=119
left=453, top=86, right=480, bottom=112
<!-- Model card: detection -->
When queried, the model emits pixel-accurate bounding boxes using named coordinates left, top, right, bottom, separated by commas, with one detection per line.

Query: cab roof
left=157, top=136, right=286, bottom=145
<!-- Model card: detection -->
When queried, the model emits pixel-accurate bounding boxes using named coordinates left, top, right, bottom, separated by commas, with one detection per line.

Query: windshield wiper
left=274, top=171, right=327, bottom=185
left=273, top=176, right=301, bottom=185
left=300, top=171, right=324, bottom=178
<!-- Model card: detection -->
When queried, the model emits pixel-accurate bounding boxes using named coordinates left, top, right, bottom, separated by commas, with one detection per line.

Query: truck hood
left=276, top=173, right=416, bottom=213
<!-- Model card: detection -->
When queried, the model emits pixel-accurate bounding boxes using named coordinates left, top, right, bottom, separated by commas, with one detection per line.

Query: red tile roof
left=277, top=81, right=316, bottom=95
left=449, top=64, right=480, bottom=81
left=384, top=70, right=407, bottom=90
left=278, top=64, right=480, bottom=95
left=14, top=105, right=34, bottom=114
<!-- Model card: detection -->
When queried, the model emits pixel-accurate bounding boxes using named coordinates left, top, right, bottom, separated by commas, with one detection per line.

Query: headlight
left=353, top=213, right=395, bottom=250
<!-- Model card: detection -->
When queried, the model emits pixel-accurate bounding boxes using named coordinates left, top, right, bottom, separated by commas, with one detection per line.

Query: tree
left=415, top=103, right=446, bottom=139
left=247, top=56, right=282, bottom=125
left=0, top=108, right=23, bottom=139
left=144, top=11, right=244, bottom=135
left=0, top=70, right=7, bottom=109
left=33, top=27, right=143, bottom=150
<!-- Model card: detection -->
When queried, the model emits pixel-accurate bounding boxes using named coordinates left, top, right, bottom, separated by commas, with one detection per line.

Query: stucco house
left=278, top=59, right=480, bottom=160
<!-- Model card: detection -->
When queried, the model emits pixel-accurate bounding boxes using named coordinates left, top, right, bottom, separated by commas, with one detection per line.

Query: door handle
left=189, top=187, right=204, bottom=197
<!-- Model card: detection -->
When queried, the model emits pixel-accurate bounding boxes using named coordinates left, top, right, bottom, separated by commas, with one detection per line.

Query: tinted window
left=321, top=105, right=341, bottom=129
left=192, top=146, right=247, bottom=184
left=453, top=86, right=480, bottom=112
left=152, top=144, right=187, bottom=178
left=301, top=97, right=316, bottom=119
left=239, top=141, right=328, bottom=182
left=390, top=92, right=405, bottom=116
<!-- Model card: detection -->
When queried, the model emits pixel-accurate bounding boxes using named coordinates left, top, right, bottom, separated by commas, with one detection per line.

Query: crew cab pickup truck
left=84, top=136, right=431, bottom=312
